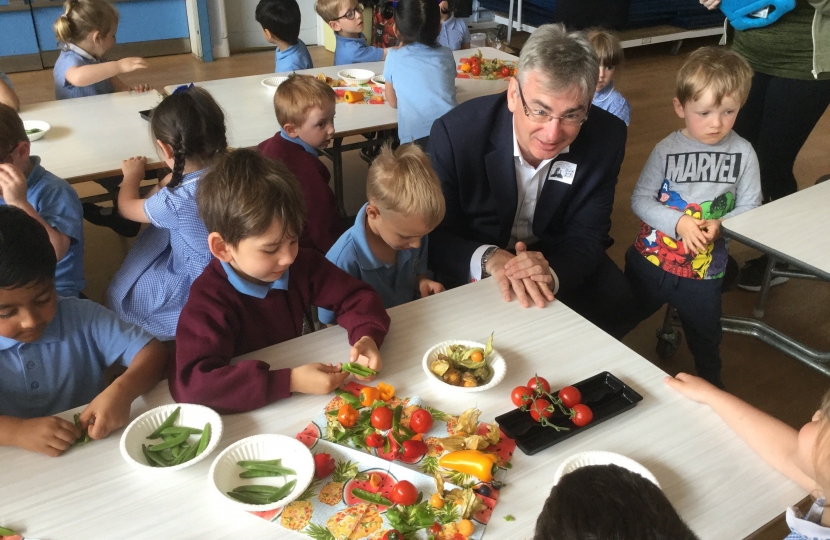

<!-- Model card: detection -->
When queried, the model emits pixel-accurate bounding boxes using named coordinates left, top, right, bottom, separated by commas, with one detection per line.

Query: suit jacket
left=428, top=92, right=627, bottom=294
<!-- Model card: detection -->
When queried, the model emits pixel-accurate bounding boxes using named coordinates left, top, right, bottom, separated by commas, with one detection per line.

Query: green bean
left=196, top=423, right=211, bottom=455
left=335, top=388, right=362, bottom=407
left=143, top=444, right=168, bottom=467
left=233, top=485, right=284, bottom=495
left=160, top=426, right=203, bottom=436
left=0, top=526, right=18, bottom=536
left=148, top=430, right=189, bottom=451
left=342, top=363, right=378, bottom=377
left=351, top=488, right=392, bottom=506
left=237, top=459, right=282, bottom=466
left=227, top=491, right=273, bottom=505
left=239, top=469, right=288, bottom=479
left=237, top=461, right=296, bottom=475
left=147, top=406, right=181, bottom=439
left=266, top=479, right=297, bottom=502
left=392, top=404, right=402, bottom=432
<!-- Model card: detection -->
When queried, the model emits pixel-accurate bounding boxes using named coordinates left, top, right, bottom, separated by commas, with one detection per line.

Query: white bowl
left=23, top=120, right=50, bottom=142
left=338, top=68, right=374, bottom=85
left=261, top=76, right=289, bottom=93
left=209, top=434, right=315, bottom=512
left=422, top=339, right=506, bottom=393
left=120, top=403, right=223, bottom=472
left=370, top=75, right=385, bottom=86
left=552, top=451, right=660, bottom=488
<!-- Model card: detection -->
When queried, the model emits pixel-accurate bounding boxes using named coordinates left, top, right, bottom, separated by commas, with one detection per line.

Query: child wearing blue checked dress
left=106, top=87, right=228, bottom=342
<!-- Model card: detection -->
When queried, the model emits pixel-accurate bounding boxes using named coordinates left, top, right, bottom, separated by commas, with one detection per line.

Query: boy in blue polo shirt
left=316, top=0, right=387, bottom=65
left=256, top=0, right=313, bottom=73
left=0, top=104, right=85, bottom=298
left=319, top=145, right=445, bottom=324
left=0, top=206, right=167, bottom=457
left=438, top=1, right=471, bottom=50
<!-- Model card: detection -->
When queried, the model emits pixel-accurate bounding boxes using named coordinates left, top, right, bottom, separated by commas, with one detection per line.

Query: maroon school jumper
left=171, top=250, right=390, bottom=414
left=257, top=133, right=342, bottom=253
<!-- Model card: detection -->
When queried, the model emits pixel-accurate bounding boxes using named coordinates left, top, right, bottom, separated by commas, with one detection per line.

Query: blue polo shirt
left=0, top=297, right=155, bottom=419
left=0, top=157, right=85, bottom=297
left=220, top=261, right=290, bottom=297
left=319, top=203, right=427, bottom=325
left=53, top=44, right=115, bottom=100
left=383, top=42, right=457, bottom=141
left=438, top=16, right=471, bottom=51
left=276, top=39, right=313, bottom=73
left=334, top=32, right=384, bottom=65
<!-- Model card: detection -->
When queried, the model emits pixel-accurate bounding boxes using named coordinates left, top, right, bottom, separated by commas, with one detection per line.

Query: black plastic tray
left=495, top=371, right=643, bottom=456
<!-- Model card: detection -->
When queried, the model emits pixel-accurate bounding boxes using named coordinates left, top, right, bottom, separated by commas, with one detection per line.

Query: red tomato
left=571, top=404, right=593, bottom=427
left=381, top=531, right=403, bottom=540
left=527, top=375, right=551, bottom=395
left=470, top=56, right=480, bottom=65
left=429, top=523, right=442, bottom=534
left=558, top=386, right=582, bottom=408
left=529, top=398, right=553, bottom=422
left=390, top=480, right=419, bottom=506
left=371, top=406, right=393, bottom=430
left=409, top=408, right=433, bottom=434
left=313, top=453, right=336, bottom=479
left=471, top=64, right=481, bottom=76
left=402, top=439, right=428, bottom=460
left=500, top=66, right=512, bottom=77
left=366, top=432, right=385, bottom=448
left=511, top=385, right=534, bottom=407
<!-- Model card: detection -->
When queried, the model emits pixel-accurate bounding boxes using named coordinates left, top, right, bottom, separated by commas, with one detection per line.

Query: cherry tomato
left=338, top=404, right=359, bottom=427
left=382, top=531, right=403, bottom=540
left=402, top=439, right=428, bottom=460
left=571, top=404, right=593, bottom=427
left=471, top=64, right=481, bottom=76
left=457, top=519, right=475, bottom=536
left=460, top=63, right=471, bottom=73
left=529, top=398, right=553, bottom=422
left=527, top=375, right=551, bottom=395
left=558, top=386, right=582, bottom=408
left=409, top=408, right=434, bottom=434
left=390, top=480, right=419, bottom=506
left=366, top=432, right=385, bottom=448
left=371, top=406, right=393, bottom=430
left=470, top=56, right=480, bottom=65
left=313, top=453, right=336, bottom=479
left=429, top=523, right=443, bottom=534
left=500, top=66, right=512, bottom=78
left=511, top=385, right=534, bottom=407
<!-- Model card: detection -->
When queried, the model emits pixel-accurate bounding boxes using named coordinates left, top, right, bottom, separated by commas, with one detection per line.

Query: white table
left=721, top=180, right=830, bottom=373
left=0, top=279, right=804, bottom=539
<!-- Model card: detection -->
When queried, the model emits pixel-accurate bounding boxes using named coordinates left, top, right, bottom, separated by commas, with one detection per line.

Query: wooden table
left=0, top=279, right=804, bottom=539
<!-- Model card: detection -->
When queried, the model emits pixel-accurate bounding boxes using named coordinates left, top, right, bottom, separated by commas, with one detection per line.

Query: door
left=225, top=0, right=317, bottom=51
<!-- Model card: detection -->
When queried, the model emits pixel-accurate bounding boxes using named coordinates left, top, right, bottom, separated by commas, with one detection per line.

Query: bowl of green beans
left=209, top=433, right=315, bottom=512
left=120, top=403, right=223, bottom=472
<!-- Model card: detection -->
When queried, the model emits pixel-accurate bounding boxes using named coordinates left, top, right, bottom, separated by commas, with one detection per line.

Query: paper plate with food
left=456, top=50, right=517, bottom=80
left=332, top=87, right=385, bottom=105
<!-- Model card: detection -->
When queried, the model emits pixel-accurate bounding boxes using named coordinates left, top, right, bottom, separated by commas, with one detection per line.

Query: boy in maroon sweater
left=171, top=149, right=390, bottom=414
left=258, top=74, right=342, bottom=254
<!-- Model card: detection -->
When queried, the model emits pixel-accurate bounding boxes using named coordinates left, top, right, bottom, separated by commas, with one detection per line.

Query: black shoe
left=82, top=203, right=141, bottom=237
left=737, top=255, right=789, bottom=292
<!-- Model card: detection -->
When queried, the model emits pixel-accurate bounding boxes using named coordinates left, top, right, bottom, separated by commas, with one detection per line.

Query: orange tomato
left=460, top=63, right=472, bottom=73
left=344, top=90, right=362, bottom=103
left=337, top=404, right=359, bottom=427
left=359, top=387, right=380, bottom=407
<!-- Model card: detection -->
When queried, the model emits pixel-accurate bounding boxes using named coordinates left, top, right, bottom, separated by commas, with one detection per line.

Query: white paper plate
left=370, top=75, right=385, bottom=86
left=23, top=120, right=50, bottom=142
left=120, top=403, right=223, bottom=472
left=261, top=76, right=289, bottom=94
left=209, top=434, right=315, bottom=512
left=422, top=339, right=506, bottom=393
left=552, top=451, right=660, bottom=488
left=338, top=68, right=374, bottom=85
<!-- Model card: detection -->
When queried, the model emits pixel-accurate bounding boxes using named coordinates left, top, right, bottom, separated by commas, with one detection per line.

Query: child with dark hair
left=437, top=0, right=470, bottom=51
left=0, top=206, right=167, bottom=457
left=384, top=0, right=457, bottom=150
left=106, top=86, right=227, bottom=342
left=0, top=103, right=85, bottom=298
left=535, top=463, right=699, bottom=540
left=171, top=149, right=390, bottom=414
left=255, top=0, right=313, bottom=73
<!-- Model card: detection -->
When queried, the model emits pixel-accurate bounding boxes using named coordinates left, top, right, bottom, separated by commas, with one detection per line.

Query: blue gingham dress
left=106, top=169, right=212, bottom=341
left=785, top=499, right=830, bottom=540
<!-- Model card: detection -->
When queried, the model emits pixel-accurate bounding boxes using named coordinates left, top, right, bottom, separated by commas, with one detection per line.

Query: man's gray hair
left=517, top=24, right=599, bottom=102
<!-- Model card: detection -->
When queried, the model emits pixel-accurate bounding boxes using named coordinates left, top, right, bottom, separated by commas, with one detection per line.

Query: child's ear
left=208, top=232, right=234, bottom=262
left=89, top=30, right=102, bottom=44
left=365, top=203, right=381, bottom=220
left=672, top=97, right=686, bottom=120
left=282, top=123, right=299, bottom=138
left=328, top=20, right=341, bottom=32
left=156, top=140, right=175, bottom=161
left=262, top=28, right=274, bottom=42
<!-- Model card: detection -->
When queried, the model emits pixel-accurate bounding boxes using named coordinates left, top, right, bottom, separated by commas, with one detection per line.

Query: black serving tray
left=495, top=371, right=643, bottom=456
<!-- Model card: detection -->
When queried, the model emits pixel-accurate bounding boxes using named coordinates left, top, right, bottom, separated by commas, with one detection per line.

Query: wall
left=224, top=0, right=318, bottom=52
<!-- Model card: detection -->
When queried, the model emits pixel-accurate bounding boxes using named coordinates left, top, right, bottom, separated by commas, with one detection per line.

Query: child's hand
left=675, top=214, right=709, bottom=256
left=0, top=163, right=29, bottom=208
left=129, top=84, right=151, bottom=93
left=80, top=385, right=133, bottom=440
left=290, top=363, right=350, bottom=394
left=117, top=57, right=149, bottom=74
left=13, top=416, right=82, bottom=457
left=349, top=336, right=382, bottom=380
left=121, top=156, right=146, bottom=183
left=664, top=372, right=722, bottom=404
left=418, top=277, right=445, bottom=298
left=700, top=219, right=722, bottom=242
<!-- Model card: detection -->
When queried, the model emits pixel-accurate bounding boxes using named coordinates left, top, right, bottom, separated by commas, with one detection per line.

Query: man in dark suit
left=429, top=24, right=635, bottom=338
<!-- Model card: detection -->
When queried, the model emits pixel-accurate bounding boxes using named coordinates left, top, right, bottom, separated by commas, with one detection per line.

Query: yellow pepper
left=359, top=386, right=380, bottom=407
left=377, top=382, right=395, bottom=401
left=438, top=450, right=498, bottom=482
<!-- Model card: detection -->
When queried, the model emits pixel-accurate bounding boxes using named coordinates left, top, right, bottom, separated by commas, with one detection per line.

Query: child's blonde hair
left=367, top=144, right=446, bottom=229
left=586, top=28, right=623, bottom=68
left=274, top=74, right=336, bottom=128
left=54, top=0, right=119, bottom=46
left=315, top=0, right=345, bottom=23
left=676, top=46, right=753, bottom=107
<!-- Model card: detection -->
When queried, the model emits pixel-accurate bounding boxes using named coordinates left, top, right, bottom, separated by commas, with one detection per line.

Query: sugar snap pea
left=335, top=388, right=362, bottom=407
left=147, top=406, right=181, bottom=439
left=73, top=413, right=91, bottom=445
left=351, top=488, right=392, bottom=506
left=265, top=479, right=296, bottom=501
left=142, top=444, right=166, bottom=467
left=342, top=363, right=378, bottom=377
left=148, top=430, right=189, bottom=451
left=233, top=485, right=284, bottom=495
left=239, top=469, right=289, bottom=479
left=227, top=491, right=272, bottom=504
left=238, top=458, right=282, bottom=466
left=0, top=526, right=18, bottom=536
left=196, top=423, right=211, bottom=455
left=172, top=441, right=199, bottom=466
left=160, top=426, right=203, bottom=436
left=237, top=462, right=296, bottom=475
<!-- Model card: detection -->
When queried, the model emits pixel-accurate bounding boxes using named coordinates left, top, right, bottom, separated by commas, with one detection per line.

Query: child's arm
left=64, top=57, right=147, bottom=88
left=0, top=164, right=71, bottom=260
left=417, top=275, right=444, bottom=298
left=666, top=373, right=817, bottom=492
left=385, top=81, right=397, bottom=108
left=0, top=415, right=82, bottom=457
left=0, top=75, right=20, bottom=110
left=79, top=338, right=167, bottom=440
left=117, top=156, right=152, bottom=224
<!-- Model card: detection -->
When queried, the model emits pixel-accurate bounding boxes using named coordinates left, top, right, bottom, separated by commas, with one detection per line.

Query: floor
left=7, top=38, right=830, bottom=539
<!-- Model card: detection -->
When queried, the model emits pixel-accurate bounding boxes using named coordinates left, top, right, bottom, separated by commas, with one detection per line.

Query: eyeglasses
left=334, top=3, right=364, bottom=20
left=515, top=80, right=589, bottom=126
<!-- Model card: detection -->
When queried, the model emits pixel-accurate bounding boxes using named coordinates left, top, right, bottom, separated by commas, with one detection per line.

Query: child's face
left=287, top=103, right=336, bottom=150
left=224, top=219, right=299, bottom=285
left=329, top=0, right=364, bottom=35
left=596, top=64, right=615, bottom=92
left=366, top=204, right=433, bottom=251
left=673, top=89, right=740, bottom=146
left=0, top=280, right=57, bottom=343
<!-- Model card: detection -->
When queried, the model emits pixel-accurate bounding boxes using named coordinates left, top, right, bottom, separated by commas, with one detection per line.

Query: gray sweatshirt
left=630, top=130, right=762, bottom=279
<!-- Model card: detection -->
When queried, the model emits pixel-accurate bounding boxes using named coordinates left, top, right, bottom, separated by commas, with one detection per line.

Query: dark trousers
left=624, top=247, right=724, bottom=386
left=733, top=72, right=830, bottom=202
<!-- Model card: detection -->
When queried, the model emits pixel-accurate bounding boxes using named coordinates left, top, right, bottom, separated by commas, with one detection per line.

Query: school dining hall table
left=721, top=180, right=830, bottom=374
left=163, top=47, right=517, bottom=215
left=0, top=278, right=805, bottom=539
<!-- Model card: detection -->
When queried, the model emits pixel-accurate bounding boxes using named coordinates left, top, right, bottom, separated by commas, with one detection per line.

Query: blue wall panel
left=0, top=10, right=40, bottom=56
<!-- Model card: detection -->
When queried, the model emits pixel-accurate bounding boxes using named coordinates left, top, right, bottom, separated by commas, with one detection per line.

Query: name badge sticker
left=547, top=161, right=578, bottom=184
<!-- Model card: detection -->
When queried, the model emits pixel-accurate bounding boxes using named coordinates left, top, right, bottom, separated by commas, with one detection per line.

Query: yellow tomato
left=429, top=492, right=445, bottom=508
left=457, top=519, right=475, bottom=536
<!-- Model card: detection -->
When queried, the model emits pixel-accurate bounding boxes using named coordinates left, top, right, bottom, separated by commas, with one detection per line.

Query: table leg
left=331, top=137, right=346, bottom=218
left=753, top=255, right=777, bottom=319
